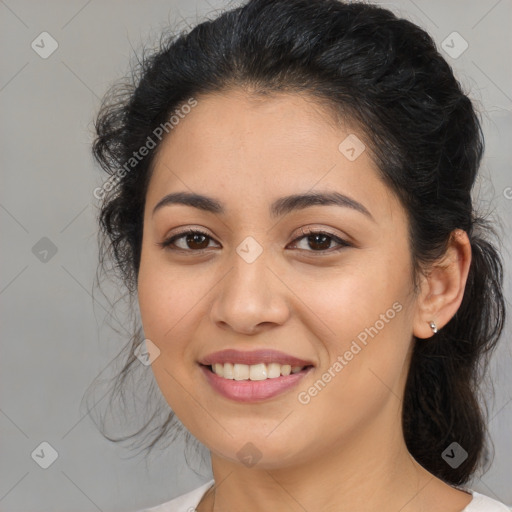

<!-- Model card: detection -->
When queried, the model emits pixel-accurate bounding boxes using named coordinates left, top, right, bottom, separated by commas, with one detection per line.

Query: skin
left=137, top=89, right=473, bottom=512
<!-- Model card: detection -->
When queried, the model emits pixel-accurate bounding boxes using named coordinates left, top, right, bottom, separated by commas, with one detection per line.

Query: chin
left=201, top=430, right=315, bottom=470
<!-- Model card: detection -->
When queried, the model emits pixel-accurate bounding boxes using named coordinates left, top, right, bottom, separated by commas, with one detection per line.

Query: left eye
left=288, top=229, right=351, bottom=253
left=159, top=229, right=350, bottom=254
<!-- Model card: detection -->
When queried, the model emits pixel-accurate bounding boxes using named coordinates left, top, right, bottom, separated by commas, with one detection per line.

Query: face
left=137, top=89, right=418, bottom=469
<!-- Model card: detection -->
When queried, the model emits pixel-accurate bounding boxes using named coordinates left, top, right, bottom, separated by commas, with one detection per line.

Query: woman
left=91, top=0, right=510, bottom=510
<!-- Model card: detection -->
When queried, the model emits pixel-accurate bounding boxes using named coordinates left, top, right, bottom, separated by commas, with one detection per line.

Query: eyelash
left=158, top=227, right=351, bottom=255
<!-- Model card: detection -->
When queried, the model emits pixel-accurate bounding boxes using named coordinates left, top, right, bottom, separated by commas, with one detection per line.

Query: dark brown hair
left=89, top=0, right=506, bottom=485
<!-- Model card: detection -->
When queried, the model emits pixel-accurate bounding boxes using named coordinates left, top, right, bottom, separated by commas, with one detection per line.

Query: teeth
left=249, top=363, right=267, bottom=381
left=223, top=363, right=234, bottom=379
left=213, top=363, right=224, bottom=377
left=210, top=363, right=306, bottom=380
left=233, top=363, right=249, bottom=380
left=267, top=363, right=281, bottom=379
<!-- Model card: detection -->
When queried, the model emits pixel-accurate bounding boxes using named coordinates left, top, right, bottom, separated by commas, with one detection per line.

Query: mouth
left=199, top=363, right=313, bottom=402
left=198, top=349, right=315, bottom=402
left=203, top=362, right=312, bottom=381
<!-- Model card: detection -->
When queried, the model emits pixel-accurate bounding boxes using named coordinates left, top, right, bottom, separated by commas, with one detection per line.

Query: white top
left=137, top=479, right=512, bottom=512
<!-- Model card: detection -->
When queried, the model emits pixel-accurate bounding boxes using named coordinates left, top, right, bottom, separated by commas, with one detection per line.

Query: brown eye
left=159, top=229, right=217, bottom=252
left=183, top=232, right=210, bottom=250
left=158, top=228, right=350, bottom=255
left=305, top=233, right=332, bottom=251
left=289, top=229, right=351, bottom=253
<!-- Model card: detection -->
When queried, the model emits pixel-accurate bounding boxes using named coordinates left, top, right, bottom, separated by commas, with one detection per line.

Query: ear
left=413, top=229, right=472, bottom=339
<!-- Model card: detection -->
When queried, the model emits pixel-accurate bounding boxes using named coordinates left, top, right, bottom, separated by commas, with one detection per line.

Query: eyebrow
left=152, top=190, right=374, bottom=221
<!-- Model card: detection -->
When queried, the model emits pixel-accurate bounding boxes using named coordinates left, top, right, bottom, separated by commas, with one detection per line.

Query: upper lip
left=200, top=349, right=314, bottom=367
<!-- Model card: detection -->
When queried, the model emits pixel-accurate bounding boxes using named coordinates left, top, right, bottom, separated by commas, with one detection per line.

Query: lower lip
left=200, top=365, right=313, bottom=402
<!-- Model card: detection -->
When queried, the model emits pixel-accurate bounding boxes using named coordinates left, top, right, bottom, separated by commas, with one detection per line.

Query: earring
left=429, top=320, right=438, bottom=334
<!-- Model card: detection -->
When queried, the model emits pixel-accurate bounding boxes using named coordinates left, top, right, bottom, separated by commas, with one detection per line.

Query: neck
left=204, top=409, right=436, bottom=512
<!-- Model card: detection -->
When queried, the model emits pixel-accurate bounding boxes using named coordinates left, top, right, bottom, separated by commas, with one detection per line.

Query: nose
left=209, top=246, right=291, bottom=335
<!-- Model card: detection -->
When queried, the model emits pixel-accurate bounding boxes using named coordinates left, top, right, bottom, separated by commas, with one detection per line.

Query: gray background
left=1, top=0, right=511, bottom=510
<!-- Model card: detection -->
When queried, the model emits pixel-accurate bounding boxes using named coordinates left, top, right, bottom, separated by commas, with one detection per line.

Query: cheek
left=137, top=247, right=209, bottom=341
left=290, top=273, right=412, bottom=449
left=287, top=255, right=405, bottom=338
left=136, top=251, right=217, bottom=398
left=136, top=262, right=202, bottom=417
left=289, top=255, right=413, bottom=394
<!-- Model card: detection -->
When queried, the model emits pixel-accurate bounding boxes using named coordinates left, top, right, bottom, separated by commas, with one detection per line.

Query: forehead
left=147, top=90, right=401, bottom=223
left=154, top=89, right=344, bottom=164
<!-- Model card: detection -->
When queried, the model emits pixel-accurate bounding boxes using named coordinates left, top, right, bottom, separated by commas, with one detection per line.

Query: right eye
left=158, top=229, right=220, bottom=252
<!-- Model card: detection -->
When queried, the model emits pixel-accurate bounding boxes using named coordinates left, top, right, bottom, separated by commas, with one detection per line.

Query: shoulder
left=135, top=479, right=215, bottom=512
left=462, top=489, right=512, bottom=512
